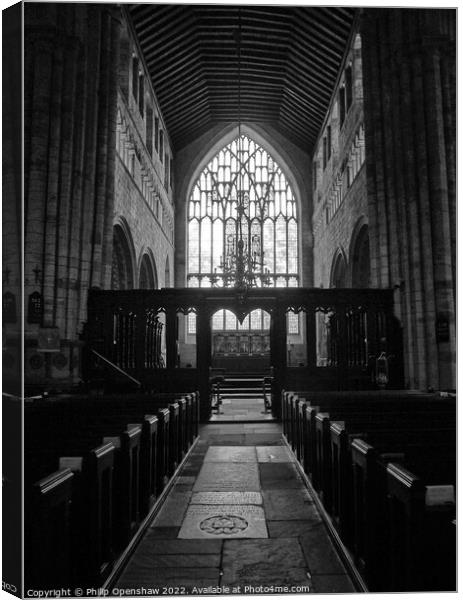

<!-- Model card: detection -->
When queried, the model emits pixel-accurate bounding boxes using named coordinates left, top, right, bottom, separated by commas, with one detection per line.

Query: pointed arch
left=139, top=250, right=158, bottom=289
left=349, top=220, right=371, bottom=288
left=111, top=221, right=136, bottom=290
left=330, top=248, right=348, bottom=288
left=186, top=134, right=299, bottom=289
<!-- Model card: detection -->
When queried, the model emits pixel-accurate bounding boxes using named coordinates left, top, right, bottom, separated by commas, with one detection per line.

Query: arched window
left=139, top=253, right=158, bottom=289
left=187, top=135, right=299, bottom=333
left=111, top=224, right=134, bottom=290
left=187, top=135, right=299, bottom=289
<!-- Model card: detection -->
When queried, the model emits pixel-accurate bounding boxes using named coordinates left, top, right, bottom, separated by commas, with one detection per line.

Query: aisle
left=115, top=424, right=356, bottom=594
left=209, top=397, right=275, bottom=422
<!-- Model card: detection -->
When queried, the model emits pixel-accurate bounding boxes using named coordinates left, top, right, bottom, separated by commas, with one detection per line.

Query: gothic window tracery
left=187, top=135, right=299, bottom=333
left=187, top=135, right=299, bottom=289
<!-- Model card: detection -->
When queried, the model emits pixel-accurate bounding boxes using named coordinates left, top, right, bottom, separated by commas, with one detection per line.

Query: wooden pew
left=291, top=394, right=453, bottom=497
left=62, top=392, right=195, bottom=469
left=25, top=392, right=192, bottom=497
left=26, top=414, right=144, bottom=557
left=24, top=389, right=199, bottom=588
left=103, top=426, right=142, bottom=550
left=59, top=443, right=115, bottom=586
left=350, top=433, right=455, bottom=592
left=25, top=469, right=74, bottom=589
left=386, top=462, right=456, bottom=592
left=282, top=390, right=454, bottom=459
left=315, top=409, right=453, bottom=511
left=281, top=390, right=456, bottom=593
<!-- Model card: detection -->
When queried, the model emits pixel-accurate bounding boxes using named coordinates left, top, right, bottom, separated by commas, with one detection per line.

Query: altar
left=211, top=332, right=270, bottom=371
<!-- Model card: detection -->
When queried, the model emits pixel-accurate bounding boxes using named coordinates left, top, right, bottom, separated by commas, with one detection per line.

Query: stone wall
left=312, top=25, right=367, bottom=289
left=312, top=9, right=456, bottom=390
left=113, top=15, right=175, bottom=289
left=20, top=5, right=175, bottom=390
left=22, top=4, right=122, bottom=388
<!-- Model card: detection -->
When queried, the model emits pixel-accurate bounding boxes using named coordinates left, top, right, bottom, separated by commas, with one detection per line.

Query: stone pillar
left=23, top=4, right=122, bottom=387
left=361, top=8, right=455, bottom=390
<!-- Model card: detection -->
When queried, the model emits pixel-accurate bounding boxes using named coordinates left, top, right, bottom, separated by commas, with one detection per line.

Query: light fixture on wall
left=215, top=9, right=270, bottom=290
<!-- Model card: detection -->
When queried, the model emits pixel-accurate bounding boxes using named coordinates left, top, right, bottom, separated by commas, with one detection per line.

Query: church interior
left=2, top=3, right=456, bottom=596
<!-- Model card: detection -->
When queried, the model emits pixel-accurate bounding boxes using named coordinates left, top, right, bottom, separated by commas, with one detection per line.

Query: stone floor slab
left=141, top=537, right=223, bottom=554
left=221, top=538, right=310, bottom=587
left=173, top=483, right=195, bottom=493
left=175, top=476, right=196, bottom=485
left=178, top=504, right=268, bottom=539
left=259, top=462, right=305, bottom=489
left=243, top=434, right=283, bottom=445
left=256, top=446, right=295, bottom=462
left=151, top=491, right=192, bottom=527
left=266, top=520, right=322, bottom=538
left=116, top=566, right=220, bottom=589
left=191, top=491, right=262, bottom=505
left=206, top=435, right=246, bottom=446
left=147, top=526, right=180, bottom=539
left=300, top=522, right=346, bottom=574
left=262, top=489, right=320, bottom=521
left=149, top=554, right=221, bottom=568
left=204, top=446, right=257, bottom=463
left=193, top=462, right=260, bottom=492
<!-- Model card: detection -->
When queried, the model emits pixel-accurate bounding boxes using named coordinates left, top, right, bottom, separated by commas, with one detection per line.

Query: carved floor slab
left=191, top=491, right=263, bottom=505
left=203, top=446, right=257, bottom=463
left=192, top=462, right=260, bottom=492
left=178, top=504, right=268, bottom=539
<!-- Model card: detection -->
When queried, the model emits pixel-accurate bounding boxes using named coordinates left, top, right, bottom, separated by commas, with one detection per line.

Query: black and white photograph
left=2, top=1, right=457, bottom=598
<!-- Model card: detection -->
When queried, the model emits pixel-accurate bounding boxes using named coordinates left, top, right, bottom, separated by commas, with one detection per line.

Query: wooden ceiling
left=128, top=5, right=356, bottom=152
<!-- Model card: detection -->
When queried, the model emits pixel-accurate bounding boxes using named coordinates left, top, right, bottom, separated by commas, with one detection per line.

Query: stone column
left=23, top=4, right=122, bottom=386
left=361, top=8, right=455, bottom=390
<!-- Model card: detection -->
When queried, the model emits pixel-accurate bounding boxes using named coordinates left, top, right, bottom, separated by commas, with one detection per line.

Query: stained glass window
left=187, top=135, right=299, bottom=333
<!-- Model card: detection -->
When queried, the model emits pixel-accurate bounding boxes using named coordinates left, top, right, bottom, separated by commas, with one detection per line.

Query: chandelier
left=215, top=10, right=270, bottom=290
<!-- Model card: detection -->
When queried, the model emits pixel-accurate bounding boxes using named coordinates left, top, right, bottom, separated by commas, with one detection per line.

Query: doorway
left=209, top=308, right=274, bottom=421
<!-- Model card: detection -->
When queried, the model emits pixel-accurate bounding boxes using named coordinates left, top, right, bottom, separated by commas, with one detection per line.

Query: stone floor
left=115, top=423, right=357, bottom=595
left=209, top=397, right=275, bottom=422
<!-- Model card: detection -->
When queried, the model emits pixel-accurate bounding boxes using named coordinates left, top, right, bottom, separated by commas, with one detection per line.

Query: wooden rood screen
left=84, top=287, right=403, bottom=420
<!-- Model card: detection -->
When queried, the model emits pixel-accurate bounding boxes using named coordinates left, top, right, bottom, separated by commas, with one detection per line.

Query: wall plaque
left=27, top=291, right=43, bottom=324
left=3, top=292, right=17, bottom=323
left=436, top=314, right=450, bottom=343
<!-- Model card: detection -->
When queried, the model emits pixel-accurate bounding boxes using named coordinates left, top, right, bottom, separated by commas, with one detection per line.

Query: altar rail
left=84, top=287, right=403, bottom=420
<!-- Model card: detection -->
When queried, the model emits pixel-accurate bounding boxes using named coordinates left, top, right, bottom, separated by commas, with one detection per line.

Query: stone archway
left=111, top=223, right=135, bottom=290
left=139, top=252, right=158, bottom=289
left=330, top=249, right=348, bottom=288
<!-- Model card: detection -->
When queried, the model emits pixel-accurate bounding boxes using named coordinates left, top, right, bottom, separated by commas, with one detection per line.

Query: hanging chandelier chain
left=214, top=8, right=270, bottom=290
